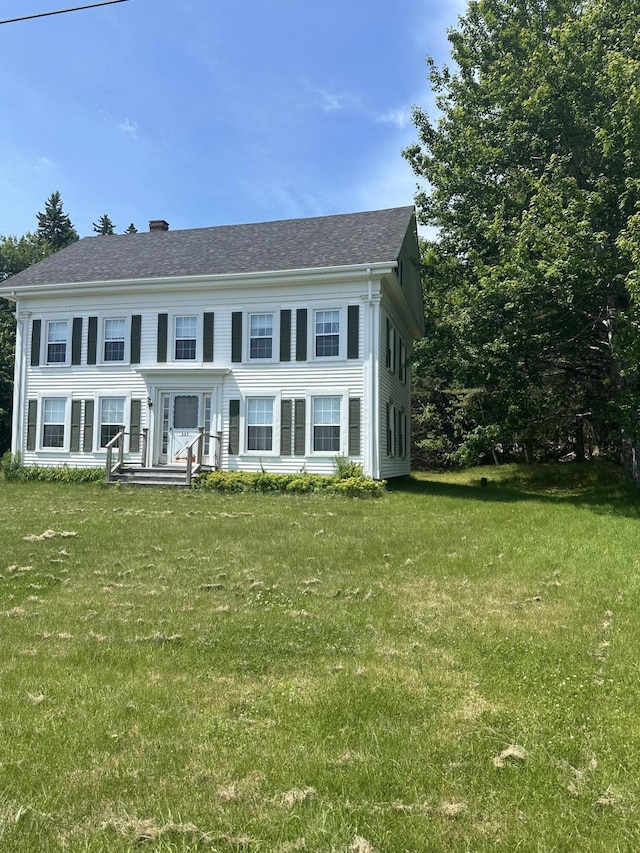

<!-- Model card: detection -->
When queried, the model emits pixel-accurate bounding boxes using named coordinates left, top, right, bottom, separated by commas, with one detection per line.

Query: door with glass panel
left=159, top=393, right=212, bottom=466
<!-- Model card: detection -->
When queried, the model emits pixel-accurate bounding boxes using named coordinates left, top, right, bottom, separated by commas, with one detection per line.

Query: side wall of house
left=378, top=295, right=413, bottom=480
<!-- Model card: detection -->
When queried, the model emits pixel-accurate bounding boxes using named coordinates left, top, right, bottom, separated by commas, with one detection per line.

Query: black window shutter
left=83, top=400, right=94, bottom=452
left=348, top=398, right=361, bottom=456
left=386, top=318, right=391, bottom=369
left=280, top=399, right=292, bottom=455
left=71, top=318, right=82, bottom=365
left=386, top=402, right=392, bottom=455
left=30, top=319, right=41, bottom=366
left=27, top=400, right=37, bottom=451
left=294, top=399, right=306, bottom=456
left=228, top=399, right=240, bottom=454
left=296, top=309, right=307, bottom=361
left=130, top=399, right=141, bottom=452
left=393, top=329, right=397, bottom=375
left=280, top=310, right=291, bottom=362
left=231, top=312, right=242, bottom=363
left=87, top=316, right=98, bottom=365
left=157, top=313, right=168, bottom=363
left=70, top=400, right=81, bottom=451
left=130, top=315, right=141, bottom=364
left=203, top=312, right=214, bottom=362
left=347, top=305, right=359, bottom=359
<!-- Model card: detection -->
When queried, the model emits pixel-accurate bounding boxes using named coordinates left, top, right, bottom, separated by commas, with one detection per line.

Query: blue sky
left=0, top=0, right=465, bottom=238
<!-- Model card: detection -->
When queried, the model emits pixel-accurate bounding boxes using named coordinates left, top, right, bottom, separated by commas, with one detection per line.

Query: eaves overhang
left=2, top=261, right=398, bottom=300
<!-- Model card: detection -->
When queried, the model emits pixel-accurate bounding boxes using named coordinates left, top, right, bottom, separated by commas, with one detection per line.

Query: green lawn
left=1, top=464, right=639, bottom=852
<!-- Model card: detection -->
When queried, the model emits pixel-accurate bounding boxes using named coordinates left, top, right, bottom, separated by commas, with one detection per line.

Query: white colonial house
left=3, top=207, right=423, bottom=481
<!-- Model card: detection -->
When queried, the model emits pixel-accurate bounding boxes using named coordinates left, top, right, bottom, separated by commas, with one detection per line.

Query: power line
left=0, top=0, right=130, bottom=25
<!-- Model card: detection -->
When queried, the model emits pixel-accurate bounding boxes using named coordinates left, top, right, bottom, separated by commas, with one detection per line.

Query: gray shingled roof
left=2, top=207, right=415, bottom=289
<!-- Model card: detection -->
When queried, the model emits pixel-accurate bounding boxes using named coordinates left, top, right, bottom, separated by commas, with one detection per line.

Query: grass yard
left=1, top=464, right=640, bottom=852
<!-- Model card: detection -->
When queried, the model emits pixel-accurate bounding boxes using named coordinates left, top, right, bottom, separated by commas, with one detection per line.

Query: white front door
left=159, top=393, right=212, bottom=466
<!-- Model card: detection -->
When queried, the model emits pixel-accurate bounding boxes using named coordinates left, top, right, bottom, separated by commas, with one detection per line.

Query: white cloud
left=371, top=108, right=412, bottom=129
left=99, top=110, right=139, bottom=138
left=35, top=156, right=55, bottom=171
left=310, top=85, right=362, bottom=115
left=306, top=81, right=414, bottom=132
left=118, top=118, right=138, bottom=137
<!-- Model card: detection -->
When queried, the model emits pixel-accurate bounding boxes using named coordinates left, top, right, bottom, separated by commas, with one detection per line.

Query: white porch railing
left=104, top=427, right=125, bottom=483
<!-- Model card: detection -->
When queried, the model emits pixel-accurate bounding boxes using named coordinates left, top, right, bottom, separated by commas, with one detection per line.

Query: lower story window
left=313, top=396, right=340, bottom=452
left=100, top=397, right=125, bottom=447
left=42, top=398, right=66, bottom=448
left=247, top=397, right=273, bottom=451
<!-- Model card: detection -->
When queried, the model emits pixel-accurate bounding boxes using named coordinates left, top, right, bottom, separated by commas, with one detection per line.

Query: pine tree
left=93, top=214, right=115, bottom=235
left=124, top=223, right=138, bottom=234
left=35, top=191, right=78, bottom=251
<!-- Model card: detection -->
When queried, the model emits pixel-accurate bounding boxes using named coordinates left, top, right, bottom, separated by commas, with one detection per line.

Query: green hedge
left=1, top=453, right=104, bottom=484
left=194, top=470, right=386, bottom=497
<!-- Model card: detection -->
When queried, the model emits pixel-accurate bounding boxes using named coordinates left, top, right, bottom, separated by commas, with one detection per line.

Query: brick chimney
left=149, top=219, right=169, bottom=232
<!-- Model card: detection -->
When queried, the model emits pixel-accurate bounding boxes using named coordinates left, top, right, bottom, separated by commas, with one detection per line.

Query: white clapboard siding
left=9, top=208, right=423, bottom=479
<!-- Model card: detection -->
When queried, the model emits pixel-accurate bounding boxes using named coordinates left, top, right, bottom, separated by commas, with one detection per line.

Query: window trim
left=44, top=319, right=70, bottom=367
left=312, top=307, right=344, bottom=361
left=248, top=312, right=275, bottom=361
left=245, top=396, right=275, bottom=453
left=101, top=316, right=129, bottom=365
left=39, top=396, right=70, bottom=452
left=173, top=314, right=199, bottom=362
left=95, top=394, right=130, bottom=453
left=310, top=393, right=343, bottom=455
left=245, top=310, right=279, bottom=363
left=240, top=392, right=280, bottom=455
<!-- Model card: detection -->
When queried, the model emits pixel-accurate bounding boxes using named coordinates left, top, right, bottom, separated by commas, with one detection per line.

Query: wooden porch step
left=112, top=466, right=193, bottom=487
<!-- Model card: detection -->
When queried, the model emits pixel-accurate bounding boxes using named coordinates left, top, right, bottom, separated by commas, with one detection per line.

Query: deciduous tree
left=405, top=0, right=640, bottom=465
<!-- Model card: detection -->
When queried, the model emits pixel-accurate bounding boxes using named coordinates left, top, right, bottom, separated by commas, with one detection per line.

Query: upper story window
left=315, top=310, right=339, bottom=358
left=47, top=321, right=68, bottom=364
left=249, top=313, right=273, bottom=359
left=175, top=316, right=197, bottom=360
left=42, top=398, right=66, bottom=448
left=246, top=397, right=274, bottom=451
left=104, top=318, right=126, bottom=362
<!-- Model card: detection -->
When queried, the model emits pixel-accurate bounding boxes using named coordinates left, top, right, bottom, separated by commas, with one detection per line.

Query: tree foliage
left=0, top=195, right=78, bottom=453
left=93, top=214, right=115, bottom=235
left=36, top=191, right=78, bottom=250
left=405, top=0, right=640, bottom=466
left=0, top=232, right=52, bottom=453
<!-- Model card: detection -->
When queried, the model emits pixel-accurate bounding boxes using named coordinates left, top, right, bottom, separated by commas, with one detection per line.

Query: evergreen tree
left=35, top=191, right=78, bottom=251
left=124, top=223, right=138, bottom=234
left=0, top=232, right=51, bottom=453
left=93, top=214, right=115, bottom=235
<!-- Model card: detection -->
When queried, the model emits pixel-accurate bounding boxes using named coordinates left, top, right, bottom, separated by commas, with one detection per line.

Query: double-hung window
left=47, top=321, right=68, bottom=364
left=312, top=396, right=341, bottom=452
left=42, top=398, right=66, bottom=448
left=246, top=398, right=273, bottom=451
left=249, top=313, right=273, bottom=359
left=100, top=397, right=125, bottom=447
left=175, top=316, right=197, bottom=360
left=315, top=310, right=339, bottom=358
left=104, top=318, right=126, bottom=362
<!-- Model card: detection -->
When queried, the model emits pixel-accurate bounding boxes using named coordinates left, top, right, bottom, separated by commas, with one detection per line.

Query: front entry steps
left=111, top=466, right=204, bottom=487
